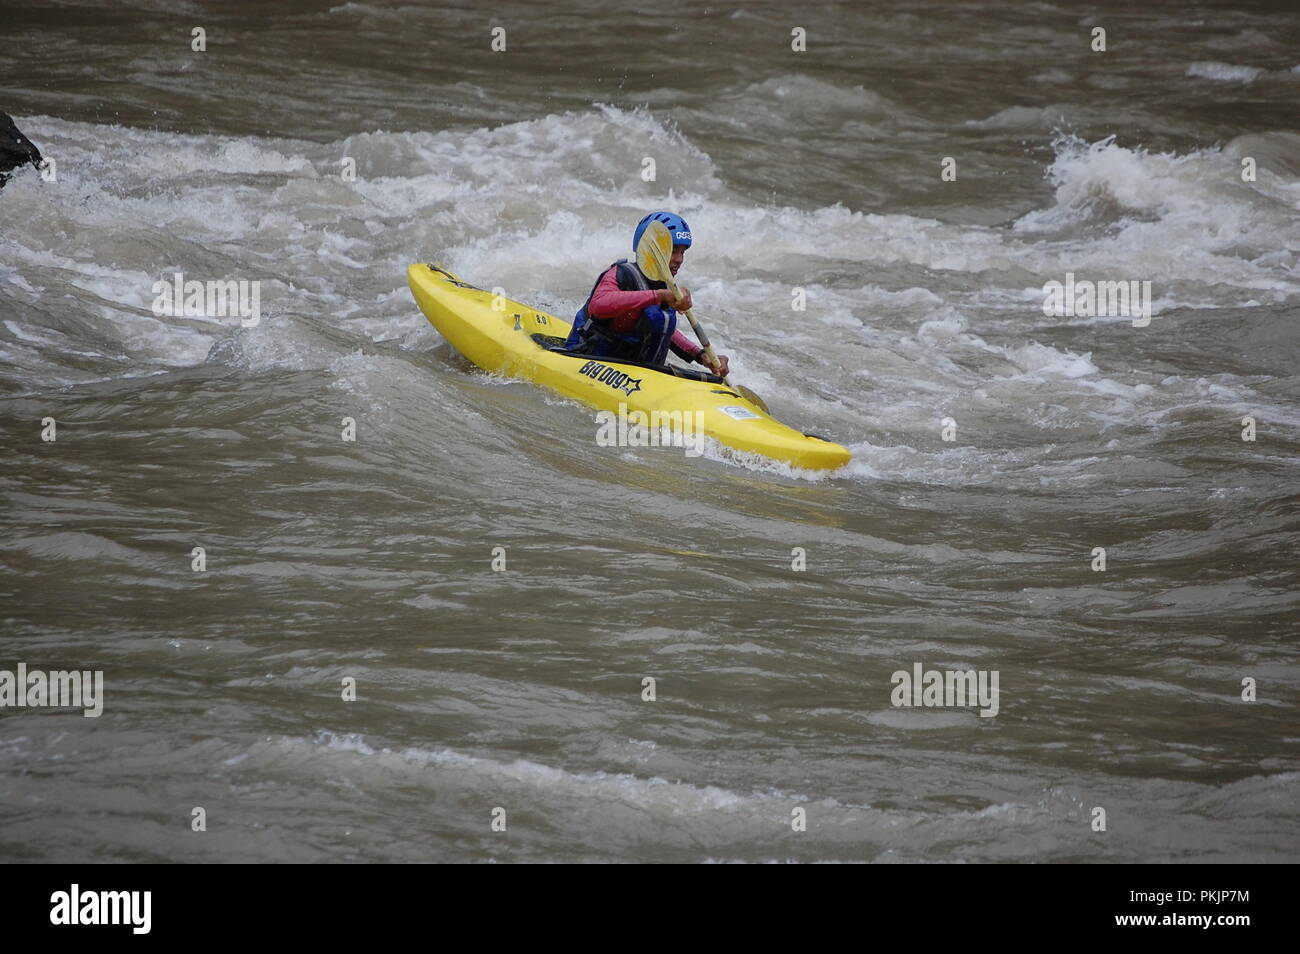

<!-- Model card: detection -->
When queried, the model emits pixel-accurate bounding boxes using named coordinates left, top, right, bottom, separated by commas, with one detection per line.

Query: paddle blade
left=635, top=217, right=768, bottom=414
left=737, top=384, right=769, bottom=414
left=635, top=219, right=674, bottom=281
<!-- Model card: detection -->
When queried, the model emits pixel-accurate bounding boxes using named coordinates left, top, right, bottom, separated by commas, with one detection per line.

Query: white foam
left=7, top=113, right=1296, bottom=480
left=314, top=730, right=780, bottom=813
left=1186, top=62, right=1265, bottom=83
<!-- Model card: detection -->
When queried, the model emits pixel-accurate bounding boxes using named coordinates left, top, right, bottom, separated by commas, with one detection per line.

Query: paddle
left=635, top=220, right=770, bottom=414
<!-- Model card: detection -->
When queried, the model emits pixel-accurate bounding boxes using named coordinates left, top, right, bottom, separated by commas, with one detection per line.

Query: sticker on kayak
left=578, top=360, right=642, bottom=397
left=720, top=405, right=760, bottom=421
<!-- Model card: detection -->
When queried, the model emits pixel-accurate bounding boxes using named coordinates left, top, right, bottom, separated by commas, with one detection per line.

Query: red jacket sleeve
left=587, top=266, right=658, bottom=319
left=670, top=328, right=700, bottom=360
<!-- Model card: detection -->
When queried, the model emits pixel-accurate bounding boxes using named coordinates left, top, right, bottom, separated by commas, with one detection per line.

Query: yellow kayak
left=407, top=263, right=851, bottom=470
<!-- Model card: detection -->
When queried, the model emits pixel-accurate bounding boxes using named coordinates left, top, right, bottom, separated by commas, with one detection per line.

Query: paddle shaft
left=646, top=251, right=727, bottom=383
left=636, top=222, right=769, bottom=413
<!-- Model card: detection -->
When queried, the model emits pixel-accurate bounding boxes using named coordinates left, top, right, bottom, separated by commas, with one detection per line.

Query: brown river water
left=1, top=0, right=1298, bottom=862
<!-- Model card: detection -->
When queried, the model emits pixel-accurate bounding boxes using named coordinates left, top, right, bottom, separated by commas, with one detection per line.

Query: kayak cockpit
left=528, top=333, right=725, bottom=384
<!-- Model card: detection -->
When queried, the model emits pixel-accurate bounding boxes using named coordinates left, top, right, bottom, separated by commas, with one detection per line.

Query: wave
left=4, top=111, right=1297, bottom=480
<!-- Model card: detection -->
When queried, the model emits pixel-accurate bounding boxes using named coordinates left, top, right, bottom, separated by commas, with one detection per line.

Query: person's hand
left=656, top=287, right=692, bottom=311
left=701, top=352, right=729, bottom=376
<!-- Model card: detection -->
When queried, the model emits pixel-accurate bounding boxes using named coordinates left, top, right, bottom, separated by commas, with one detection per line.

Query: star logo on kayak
left=577, top=360, right=643, bottom=397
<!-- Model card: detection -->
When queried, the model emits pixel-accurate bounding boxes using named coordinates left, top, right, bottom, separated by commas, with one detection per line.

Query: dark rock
left=1, top=112, right=44, bottom=188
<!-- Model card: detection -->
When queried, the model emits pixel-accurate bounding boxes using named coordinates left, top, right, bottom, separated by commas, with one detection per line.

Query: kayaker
left=564, top=211, right=730, bottom=376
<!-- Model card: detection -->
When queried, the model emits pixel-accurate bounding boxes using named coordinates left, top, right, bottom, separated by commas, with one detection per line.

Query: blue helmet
left=633, top=211, right=692, bottom=252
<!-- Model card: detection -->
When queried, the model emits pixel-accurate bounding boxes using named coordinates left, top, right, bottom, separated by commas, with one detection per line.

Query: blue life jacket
left=565, top=259, right=674, bottom=358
